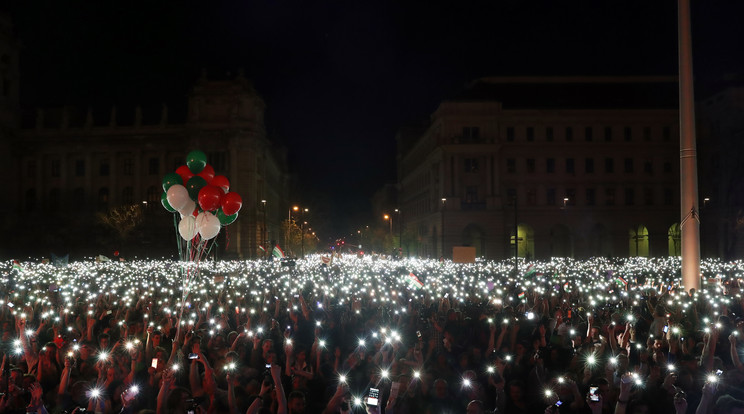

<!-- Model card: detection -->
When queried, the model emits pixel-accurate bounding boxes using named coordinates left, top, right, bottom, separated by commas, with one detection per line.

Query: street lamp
left=395, top=208, right=402, bottom=253
left=441, top=198, right=447, bottom=259
left=261, top=200, right=267, bottom=257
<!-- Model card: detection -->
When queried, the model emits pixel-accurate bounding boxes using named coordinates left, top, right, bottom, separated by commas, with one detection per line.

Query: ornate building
left=0, top=14, right=289, bottom=258
left=397, top=77, right=682, bottom=260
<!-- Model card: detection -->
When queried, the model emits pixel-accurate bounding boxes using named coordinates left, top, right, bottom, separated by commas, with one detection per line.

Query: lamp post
left=395, top=208, right=402, bottom=253
left=261, top=200, right=267, bottom=258
left=441, top=198, right=446, bottom=259
left=286, top=205, right=299, bottom=252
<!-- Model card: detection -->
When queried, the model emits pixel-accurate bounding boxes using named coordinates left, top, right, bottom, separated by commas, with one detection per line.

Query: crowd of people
left=1, top=256, right=744, bottom=414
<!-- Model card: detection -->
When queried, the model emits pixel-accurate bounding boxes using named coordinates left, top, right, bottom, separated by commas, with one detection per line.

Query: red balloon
left=175, top=165, right=194, bottom=185
left=221, top=192, right=243, bottom=216
left=211, top=175, right=230, bottom=193
left=197, top=164, right=215, bottom=183
left=198, top=185, right=224, bottom=211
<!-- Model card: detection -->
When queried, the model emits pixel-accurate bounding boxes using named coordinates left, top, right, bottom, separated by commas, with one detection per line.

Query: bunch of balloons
left=160, top=150, right=243, bottom=241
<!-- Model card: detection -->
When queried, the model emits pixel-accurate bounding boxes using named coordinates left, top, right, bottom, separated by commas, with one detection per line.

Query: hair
left=715, top=395, right=744, bottom=413
left=288, top=390, right=305, bottom=402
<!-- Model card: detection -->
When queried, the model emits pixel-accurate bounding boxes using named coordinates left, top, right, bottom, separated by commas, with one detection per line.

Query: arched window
left=122, top=186, right=133, bottom=204
left=25, top=188, right=36, bottom=211
left=511, top=223, right=535, bottom=259
left=629, top=225, right=649, bottom=257
left=98, top=187, right=109, bottom=211
left=48, top=188, right=60, bottom=211
left=550, top=224, right=572, bottom=258
left=668, top=223, right=681, bottom=256
left=146, top=186, right=159, bottom=205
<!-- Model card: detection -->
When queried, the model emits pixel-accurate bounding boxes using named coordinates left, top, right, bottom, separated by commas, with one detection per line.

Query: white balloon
left=196, top=211, right=221, bottom=240
left=178, top=199, right=196, bottom=219
left=178, top=216, right=198, bottom=241
left=166, top=184, right=190, bottom=211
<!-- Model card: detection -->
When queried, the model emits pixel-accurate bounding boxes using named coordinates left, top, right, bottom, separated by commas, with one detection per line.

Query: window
left=605, top=158, right=614, bottom=173
left=122, top=158, right=133, bottom=176
left=565, top=127, right=573, bottom=142
left=122, top=186, right=133, bottom=204
left=526, top=188, right=537, bottom=205
left=604, top=126, right=612, bottom=141
left=624, top=127, right=632, bottom=141
left=75, top=160, right=85, bottom=177
left=585, top=127, right=593, bottom=141
left=147, top=186, right=159, bottom=204
left=586, top=188, right=596, bottom=206
left=51, top=159, right=61, bottom=177
left=526, top=158, right=535, bottom=173
left=625, top=188, right=635, bottom=206
left=464, top=158, right=479, bottom=173
left=209, top=152, right=227, bottom=172
left=546, top=127, right=554, bottom=141
left=566, top=158, right=575, bottom=174
left=506, top=158, right=516, bottom=173
left=643, top=127, right=651, bottom=141
left=26, top=188, right=36, bottom=211
left=48, top=188, right=60, bottom=211
left=148, top=157, right=159, bottom=175
left=27, top=160, right=36, bottom=178
left=624, top=158, right=633, bottom=173
left=663, top=161, right=672, bottom=174
left=606, top=188, right=616, bottom=206
left=664, top=188, right=673, bottom=205
left=465, top=186, right=479, bottom=203
left=506, top=127, right=515, bottom=142
left=526, top=127, right=534, bottom=142
left=644, top=161, right=653, bottom=175
left=663, top=126, right=671, bottom=141
left=644, top=188, right=653, bottom=206
left=462, top=126, right=480, bottom=143
left=585, top=158, right=594, bottom=174
left=98, top=187, right=109, bottom=211
left=546, top=158, right=555, bottom=173
left=565, top=189, right=576, bottom=206
left=547, top=188, right=556, bottom=206
left=99, top=160, right=110, bottom=176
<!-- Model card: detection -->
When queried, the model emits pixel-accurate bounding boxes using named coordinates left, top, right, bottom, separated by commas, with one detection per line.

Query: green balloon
left=161, top=172, right=183, bottom=192
left=216, top=209, right=238, bottom=226
left=186, top=150, right=208, bottom=174
left=161, top=192, right=176, bottom=213
left=186, top=176, right=207, bottom=201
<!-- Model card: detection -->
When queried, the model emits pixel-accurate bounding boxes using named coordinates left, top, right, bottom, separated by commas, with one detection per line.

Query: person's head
left=433, top=378, right=449, bottom=398
left=716, top=395, right=744, bottom=414
left=98, top=333, right=111, bottom=349
left=466, top=400, right=486, bottom=414
left=507, top=379, right=525, bottom=402
left=287, top=390, right=306, bottom=413
left=262, top=339, right=273, bottom=354
left=627, top=399, right=651, bottom=414
left=151, top=330, right=162, bottom=347
left=79, top=341, right=94, bottom=359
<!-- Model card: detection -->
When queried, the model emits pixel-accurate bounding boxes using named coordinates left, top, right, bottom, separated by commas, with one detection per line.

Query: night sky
left=5, top=1, right=744, bottom=239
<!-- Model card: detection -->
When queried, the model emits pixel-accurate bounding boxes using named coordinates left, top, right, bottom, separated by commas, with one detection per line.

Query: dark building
left=0, top=14, right=289, bottom=258
left=397, top=77, right=685, bottom=260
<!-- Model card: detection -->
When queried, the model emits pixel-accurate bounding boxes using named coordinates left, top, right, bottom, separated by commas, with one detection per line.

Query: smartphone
left=416, top=330, right=422, bottom=339
left=188, top=353, right=199, bottom=360
left=7, top=302, right=13, bottom=308
left=716, top=369, right=723, bottom=376
left=567, top=309, right=572, bottom=319
left=554, top=400, right=563, bottom=407
left=265, top=363, right=271, bottom=369
left=366, top=388, right=380, bottom=406
left=589, top=386, right=600, bottom=402
left=151, top=358, right=159, bottom=369
left=663, top=325, right=669, bottom=333
left=106, top=310, right=113, bottom=315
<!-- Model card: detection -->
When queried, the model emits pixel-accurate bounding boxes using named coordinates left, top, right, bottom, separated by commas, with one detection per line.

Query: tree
left=97, top=204, right=144, bottom=242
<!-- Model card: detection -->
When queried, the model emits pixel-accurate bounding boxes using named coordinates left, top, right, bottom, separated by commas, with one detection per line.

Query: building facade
left=0, top=20, right=289, bottom=258
left=398, top=77, right=683, bottom=260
